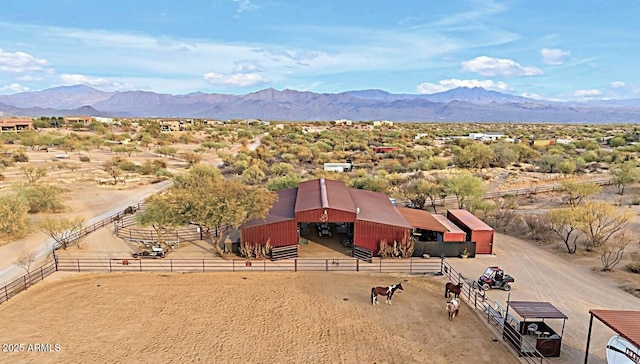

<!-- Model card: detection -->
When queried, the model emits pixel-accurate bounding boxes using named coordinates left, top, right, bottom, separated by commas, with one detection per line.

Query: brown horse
left=371, top=282, right=403, bottom=305
left=446, top=298, right=460, bottom=321
left=445, top=282, right=462, bottom=299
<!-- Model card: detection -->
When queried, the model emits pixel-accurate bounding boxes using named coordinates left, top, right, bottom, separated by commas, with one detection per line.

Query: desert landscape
left=1, top=124, right=639, bottom=364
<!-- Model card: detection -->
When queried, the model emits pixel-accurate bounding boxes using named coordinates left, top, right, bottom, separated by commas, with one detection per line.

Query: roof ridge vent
left=320, top=178, right=329, bottom=208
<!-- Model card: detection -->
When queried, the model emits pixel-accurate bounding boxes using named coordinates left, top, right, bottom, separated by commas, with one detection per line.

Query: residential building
left=0, top=118, right=33, bottom=133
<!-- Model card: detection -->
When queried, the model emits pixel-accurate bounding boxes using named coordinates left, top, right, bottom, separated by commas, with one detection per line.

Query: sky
left=0, top=0, right=639, bottom=100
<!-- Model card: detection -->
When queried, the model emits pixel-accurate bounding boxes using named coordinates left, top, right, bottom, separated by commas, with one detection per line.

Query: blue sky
left=0, top=0, right=638, bottom=100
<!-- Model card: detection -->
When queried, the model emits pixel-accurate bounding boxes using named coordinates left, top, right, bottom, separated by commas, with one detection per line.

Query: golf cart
left=477, top=266, right=514, bottom=291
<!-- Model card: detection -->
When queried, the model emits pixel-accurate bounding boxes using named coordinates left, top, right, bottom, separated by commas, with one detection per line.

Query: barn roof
left=295, top=178, right=356, bottom=213
left=396, top=207, right=446, bottom=232
left=589, top=309, right=640, bottom=349
left=507, top=301, right=568, bottom=319
left=447, top=209, right=493, bottom=231
left=350, top=189, right=412, bottom=228
left=243, top=188, right=297, bottom=228
left=431, top=214, right=466, bottom=234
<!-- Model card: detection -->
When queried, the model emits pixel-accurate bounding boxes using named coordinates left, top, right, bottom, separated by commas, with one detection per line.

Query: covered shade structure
left=504, top=301, right=568, bottom=358
left=584, top=309, right=640, bottom=363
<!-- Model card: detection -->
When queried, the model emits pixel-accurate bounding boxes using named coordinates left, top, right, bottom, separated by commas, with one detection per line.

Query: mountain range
left=2, top=85, right=640, bottom=123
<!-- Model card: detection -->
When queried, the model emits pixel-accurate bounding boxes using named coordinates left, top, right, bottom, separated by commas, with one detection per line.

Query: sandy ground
left=0, top=272, right=516, bottom=364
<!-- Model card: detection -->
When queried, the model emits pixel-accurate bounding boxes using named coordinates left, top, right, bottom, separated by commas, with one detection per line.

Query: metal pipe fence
left=0, top=260, right=57, bottom=304
left=54, top=257, right=443, bottom=274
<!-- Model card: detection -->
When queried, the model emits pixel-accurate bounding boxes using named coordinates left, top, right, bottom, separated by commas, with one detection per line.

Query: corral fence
left=441, top=260, right=550, bottom=364
left=0, top=260, right=57, bottom=304
left=54, top=256, right=443, bottom=274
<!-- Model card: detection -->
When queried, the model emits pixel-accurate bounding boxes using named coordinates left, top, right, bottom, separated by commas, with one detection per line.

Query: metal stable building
left=447, top=209, right=495, bottom=254
left=241, top=178, right=412, bottom=257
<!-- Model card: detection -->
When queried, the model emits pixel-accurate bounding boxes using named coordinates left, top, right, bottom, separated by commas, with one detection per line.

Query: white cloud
left=203, top=72, right=268, bottom=87
left=609, top=81, right=625, bottom=88
left=0, top=48, right=49, bottom=73
left=0, top=83, right=29, bottom=93
left=416, top=78, right=512, bottom=94
left=461, top=56, right=543, bottom=77
left=233, top=0, right=261, bottom=14
left=573, top=89, right=602, bottom=97
left=521, top=92, right=543, bottom=99
left=540, top=48, right=570, bottom=65
left=59, top=74, right=133, bottom=90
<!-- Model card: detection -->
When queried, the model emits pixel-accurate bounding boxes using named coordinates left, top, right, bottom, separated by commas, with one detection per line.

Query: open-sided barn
left=446, top=209, right=495, bottom=254
left=241, top=178, right=412, bottom=257
left=396, top=207, right=466, bottom=242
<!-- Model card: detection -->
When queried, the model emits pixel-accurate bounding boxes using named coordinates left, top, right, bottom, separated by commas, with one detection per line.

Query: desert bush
left=16, top=183, right=67, bottom=213
left=138, top=159, right=167, bottom=175
left=627, top=262, right=640, bottom=274
left=0, top=194, right=29, bottom=238
left=79, top=155, right=91, bottom=162
left=239, top=240, right=271, bottom=259
left=118, top=160, right=138, bottom=171
left=12, top=152, right=28, bottom=163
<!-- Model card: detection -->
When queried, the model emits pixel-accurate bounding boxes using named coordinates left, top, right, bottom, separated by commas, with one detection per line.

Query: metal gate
left=352, top=246, right=373, bottom=263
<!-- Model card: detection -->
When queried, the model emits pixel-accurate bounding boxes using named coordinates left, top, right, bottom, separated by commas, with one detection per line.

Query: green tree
left=16, top=183, right=66, bottom=213
left=171, top=166, right=277, bottom=254
left=610, top=161, right=639, bottom=195
left=575, top=201, right=633, bottom=251
left=547, top=208, right=582, bottom=254
left=136, top=193, right=182, bottom=245
left=103, top=158, right=122, bottom=184
left=266, top=174, right=302, bottom=191
left=446, top=173, right=486, bottom=209
left=559, top=181, right=602, bottom=207
left=20, top=166, right=47, bottom=184
left=40, top=216, right=85, bottom=249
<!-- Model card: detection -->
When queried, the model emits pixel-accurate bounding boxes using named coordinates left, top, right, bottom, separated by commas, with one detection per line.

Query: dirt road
left=446, top=232, right=640, bottom=364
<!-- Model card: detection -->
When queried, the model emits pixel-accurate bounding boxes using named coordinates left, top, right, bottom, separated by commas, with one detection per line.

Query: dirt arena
left=0, top=272, right=516, bottom=364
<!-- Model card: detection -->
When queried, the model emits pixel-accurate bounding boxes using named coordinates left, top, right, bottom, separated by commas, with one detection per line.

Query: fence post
left=77, top=259, right=80, bottom=272
left=379, top=259, right=382, bottom=273
left=24, top=276, right=28, bottom=290
left=170, top=260, right=173, bottom=272
left=40, top=266, right=44, bottom=281
left=139, top=259, right=142, bottom=272
left=356, top=259, right=359, bottom=272
left=325, top=259, right=328, bottom=271
left=53, top=250, right=59, bottom=271
left=4, top=285, right=8, bottom=302
left=263, top=260, right=266, bottom=272
left=410, top=259, right=413, bottom=273
left=109, top=260, right=112, bottom=272
left=202, top=259, right=205, bottom=273
left=294, top=259, right=297, bottom=272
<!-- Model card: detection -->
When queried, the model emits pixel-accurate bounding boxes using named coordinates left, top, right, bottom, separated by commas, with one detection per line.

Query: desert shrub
left=17, top=183, right=67, bottom=213
left=0, top=194, right=29, bottom=238
left=79, top=155, right=91, bottom=162
left=118, top=160, right=138, bottom=171
left=12, top=153, right=28, bottom=163
left=139, top=159, right=167, bottom=175
left=626, top=262, right=640, bottom=274
left=0, top=157, right=15, bottom=167
left=154, top=169, right=173, bottom=178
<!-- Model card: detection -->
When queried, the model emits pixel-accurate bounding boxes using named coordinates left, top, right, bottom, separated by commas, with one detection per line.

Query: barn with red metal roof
left=241, top=178, right=412, bottom=258
left=446, top=209, right=495, bottom=254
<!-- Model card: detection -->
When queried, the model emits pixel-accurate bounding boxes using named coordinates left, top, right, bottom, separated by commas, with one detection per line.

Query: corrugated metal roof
left=396, top=207, right=446, bottom=232
left=295, top=178, right=356, bottom=213
left=431, top=214, right=466, bottom=234
left=447, top=209, right=493, bottom=231
left=350, top=189, right=412, bottom=228
left=590, top=309, right=640, bottom=349
left=242, top=188, right=297, bottom=228
left=508, top=301, right=568, bottom=319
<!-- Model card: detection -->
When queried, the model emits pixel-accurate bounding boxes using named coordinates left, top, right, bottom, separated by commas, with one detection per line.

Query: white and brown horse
left=446, top=298, right=460, bottom=321
left=371, top=282, right=403, bottom=305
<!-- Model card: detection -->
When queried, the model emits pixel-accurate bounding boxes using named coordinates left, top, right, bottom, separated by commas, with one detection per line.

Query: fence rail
left=55, top=257, right=443, bottom=274
left=0, top=260, right=57, bottom=304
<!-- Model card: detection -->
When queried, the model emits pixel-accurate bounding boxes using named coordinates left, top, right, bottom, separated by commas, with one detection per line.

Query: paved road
left=446, top=232, right=639, bottom=364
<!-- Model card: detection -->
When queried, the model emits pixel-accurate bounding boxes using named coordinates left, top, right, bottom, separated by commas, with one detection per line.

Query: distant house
left=64, top=116, right=94, bottom=126
left=332, top=119, right=353, bottom=126
left=555, top=138, right=572, bottom=145
left=373, top=120, right=394, bottom=127
left=159, top=118, right=184, bottom=132
left=414, top=133, right=429, bottom=140
left=0, top=118, right=33, bottom=133
left=469, top=132, right=504, bottom=142
left=373, top=146, right=399, bottom=153
left=323, top=163, right=353, bottom=172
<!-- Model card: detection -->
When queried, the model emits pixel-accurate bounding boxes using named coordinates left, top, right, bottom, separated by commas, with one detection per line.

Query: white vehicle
left=607, top=335, right=639, bottom=364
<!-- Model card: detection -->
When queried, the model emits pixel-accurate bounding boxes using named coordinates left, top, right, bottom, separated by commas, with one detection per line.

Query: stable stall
left=503, top=301, right=568, bottom=358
